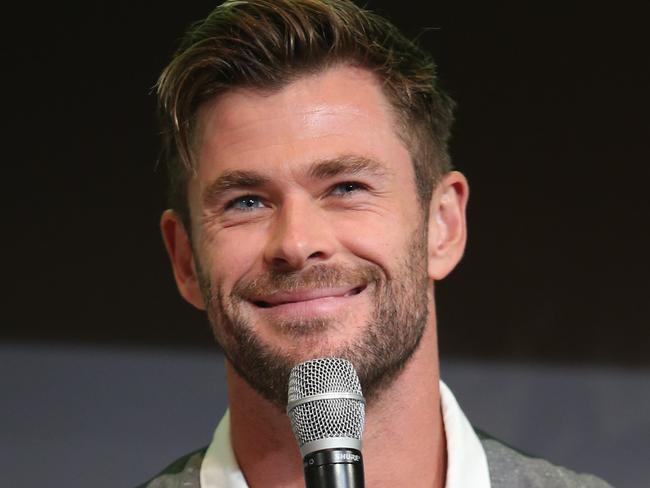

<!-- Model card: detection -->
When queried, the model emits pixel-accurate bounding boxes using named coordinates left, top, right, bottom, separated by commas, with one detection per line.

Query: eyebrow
left=308, top=155, right=388, bottom=180
left=202, top=170, right=270, bottom=206
left=202, top=155, right=388, bottom=205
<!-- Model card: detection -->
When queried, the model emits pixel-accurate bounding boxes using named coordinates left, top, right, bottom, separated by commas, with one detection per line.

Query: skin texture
left=161, top=65, right=469, bottom=488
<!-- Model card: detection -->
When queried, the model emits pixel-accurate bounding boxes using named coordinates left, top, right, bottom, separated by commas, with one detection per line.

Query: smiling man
left=142, top=1, right=613, bottom=487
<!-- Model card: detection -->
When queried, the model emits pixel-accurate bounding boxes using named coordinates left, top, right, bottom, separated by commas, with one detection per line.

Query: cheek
left=200, top=227, right=268, bottom=290
left=333, top=217, right=409, bottom=273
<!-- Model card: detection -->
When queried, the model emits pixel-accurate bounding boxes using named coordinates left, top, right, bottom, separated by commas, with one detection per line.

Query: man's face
left=168, top=66, right=445, bottom=409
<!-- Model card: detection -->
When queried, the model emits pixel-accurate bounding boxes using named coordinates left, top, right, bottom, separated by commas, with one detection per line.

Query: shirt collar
left=201, top=381, right=491, bottom=488
left=439, top=380, right=491, bottom=488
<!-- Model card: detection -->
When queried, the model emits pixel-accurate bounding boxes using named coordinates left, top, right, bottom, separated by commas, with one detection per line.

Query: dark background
left=4, top=1, right=649, bottom=365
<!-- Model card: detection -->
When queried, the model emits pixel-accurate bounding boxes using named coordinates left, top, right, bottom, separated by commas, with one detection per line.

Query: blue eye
left=227, top=195, right=266, bottom=211
left=330, top=182, right=364, bottom=196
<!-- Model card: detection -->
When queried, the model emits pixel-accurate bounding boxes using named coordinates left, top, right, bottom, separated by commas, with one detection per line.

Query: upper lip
left=250, top=285, right=365, bottom=307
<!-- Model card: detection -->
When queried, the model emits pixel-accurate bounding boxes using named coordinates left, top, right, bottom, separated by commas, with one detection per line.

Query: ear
left=427, top=171, right=469, bottom=281
left=160, top=209, right=206, bottom=310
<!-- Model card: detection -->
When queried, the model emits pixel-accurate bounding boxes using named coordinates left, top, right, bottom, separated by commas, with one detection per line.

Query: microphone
left=287, top=357, right=366, bottom=488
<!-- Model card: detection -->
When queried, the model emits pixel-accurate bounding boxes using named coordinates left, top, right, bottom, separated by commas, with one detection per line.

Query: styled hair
left=157, top=0, right=455, bottom=228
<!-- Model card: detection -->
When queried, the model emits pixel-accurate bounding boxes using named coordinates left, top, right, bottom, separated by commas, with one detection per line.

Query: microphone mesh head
left=287, top=357, right=365, bottom=447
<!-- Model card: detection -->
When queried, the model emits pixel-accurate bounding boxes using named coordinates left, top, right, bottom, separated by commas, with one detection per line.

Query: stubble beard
left=199, top=225, right=431, bottom=411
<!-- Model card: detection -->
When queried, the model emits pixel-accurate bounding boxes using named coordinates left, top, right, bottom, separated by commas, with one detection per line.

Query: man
left=143, top=1, right=613, bottom=486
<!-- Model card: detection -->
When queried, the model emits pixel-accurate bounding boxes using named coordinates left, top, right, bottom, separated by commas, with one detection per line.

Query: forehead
left=193, top=65, right=411, bottom=185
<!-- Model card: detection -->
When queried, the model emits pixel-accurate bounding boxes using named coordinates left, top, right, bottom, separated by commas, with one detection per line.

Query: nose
left=263, top=195, right=337, bottom=270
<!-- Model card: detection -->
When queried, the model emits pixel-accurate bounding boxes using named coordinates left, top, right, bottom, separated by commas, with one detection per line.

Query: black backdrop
left=4, top=1, right=649, bottom=365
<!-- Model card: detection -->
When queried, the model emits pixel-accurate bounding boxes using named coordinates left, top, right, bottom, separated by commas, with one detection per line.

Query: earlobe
left=160, top=209, right=206, bottom=310
left=427, top=171, right=469, bottom=281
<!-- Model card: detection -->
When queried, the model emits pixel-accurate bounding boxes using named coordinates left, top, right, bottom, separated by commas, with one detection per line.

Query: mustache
left=233, top=263, right=382, bottom=299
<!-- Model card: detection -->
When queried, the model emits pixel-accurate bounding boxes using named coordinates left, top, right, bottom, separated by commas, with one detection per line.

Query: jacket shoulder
left=478, top=433, right=613, bottom=488
left=135, top=447, right=207, bottom=488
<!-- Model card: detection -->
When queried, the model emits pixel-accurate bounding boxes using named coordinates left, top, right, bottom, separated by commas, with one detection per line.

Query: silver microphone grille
left=287, top=357, right=365, bottom=455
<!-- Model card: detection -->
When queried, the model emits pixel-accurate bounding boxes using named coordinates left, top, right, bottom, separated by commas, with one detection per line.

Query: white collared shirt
left=200, top=381, right=491, bottom=487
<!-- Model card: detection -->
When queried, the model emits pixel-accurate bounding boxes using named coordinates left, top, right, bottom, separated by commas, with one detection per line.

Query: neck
left=227, top=320, right=446, bottom=488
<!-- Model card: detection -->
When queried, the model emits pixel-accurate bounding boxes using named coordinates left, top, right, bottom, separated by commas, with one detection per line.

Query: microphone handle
left=303, top=448, right=364, bottom=488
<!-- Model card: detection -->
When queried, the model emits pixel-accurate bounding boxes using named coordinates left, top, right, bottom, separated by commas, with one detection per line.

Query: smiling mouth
left=252, top=285, right=366, bottom=309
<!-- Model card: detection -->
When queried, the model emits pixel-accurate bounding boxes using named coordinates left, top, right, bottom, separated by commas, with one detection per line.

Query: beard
left=198, top=224, right=431, bottom=411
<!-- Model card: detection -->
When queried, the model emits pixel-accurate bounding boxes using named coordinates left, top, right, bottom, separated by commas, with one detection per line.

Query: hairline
left=184, top=63, right=441, bottom=219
